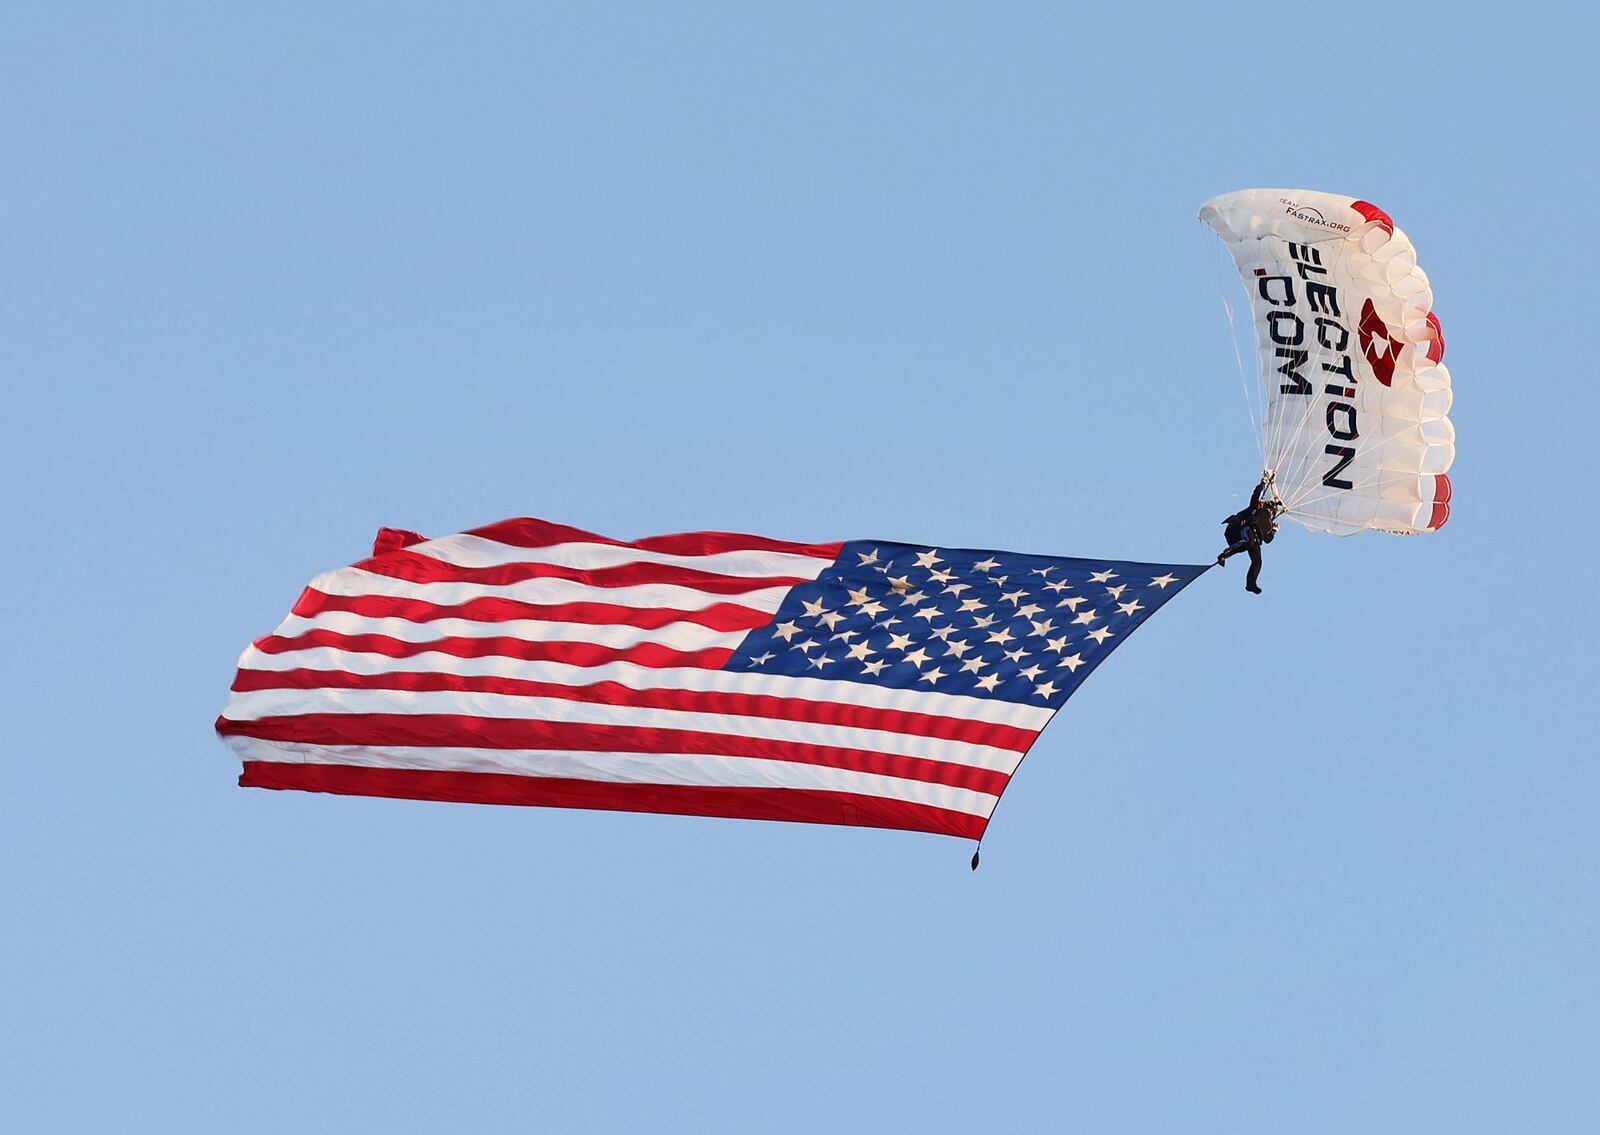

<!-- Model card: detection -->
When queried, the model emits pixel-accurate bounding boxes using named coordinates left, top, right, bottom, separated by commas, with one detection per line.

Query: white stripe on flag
left=310, top=567, right=795, bottom=612
left=271, top=611, right=747, bottom=652
left=232, top=646, right=1054, bottom=728
left=222, top=688, right=1029, bottom=770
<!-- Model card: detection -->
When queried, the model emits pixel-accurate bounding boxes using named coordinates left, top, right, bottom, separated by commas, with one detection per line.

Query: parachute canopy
left=1200, top=189, right=1454, bottom=536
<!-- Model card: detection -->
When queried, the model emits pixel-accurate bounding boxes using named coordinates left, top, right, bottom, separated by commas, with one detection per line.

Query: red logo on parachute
left=1358, top=299, right=1405, bottom=387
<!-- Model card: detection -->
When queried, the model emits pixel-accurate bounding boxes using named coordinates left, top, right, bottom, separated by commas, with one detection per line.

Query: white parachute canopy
left=1200, top=189, right=1454, bottom=536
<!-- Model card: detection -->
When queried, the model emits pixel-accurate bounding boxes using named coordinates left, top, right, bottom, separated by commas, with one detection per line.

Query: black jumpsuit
left=1218, top=484, right=1276, bottom=593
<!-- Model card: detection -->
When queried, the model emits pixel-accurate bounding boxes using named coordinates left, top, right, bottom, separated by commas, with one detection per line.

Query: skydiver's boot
left=1246, top=584, right=1263, bottom=595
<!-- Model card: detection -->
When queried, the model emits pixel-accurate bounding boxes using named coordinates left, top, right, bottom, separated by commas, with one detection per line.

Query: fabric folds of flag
left=217, top=517, right=1208, bottom=842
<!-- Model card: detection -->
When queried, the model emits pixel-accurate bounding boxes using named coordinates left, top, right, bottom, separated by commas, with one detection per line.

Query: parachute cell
left=1200, top=188, right=1455, bottom=536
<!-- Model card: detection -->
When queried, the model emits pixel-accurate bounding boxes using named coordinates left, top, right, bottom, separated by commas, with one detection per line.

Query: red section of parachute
left=1349, top=200, right=1446, bottom=368
left=1427, top=473, right=1452, bottom=530
left=1358, top=299, right=1405, bottom=386
left=1424, top=311, right=1446, bottom=363
left=1350, top=199, right=1395, bottom=235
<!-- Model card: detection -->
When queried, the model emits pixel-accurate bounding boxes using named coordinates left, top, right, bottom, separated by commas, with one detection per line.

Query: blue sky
left=3, top=3, right=1595, bottom=1131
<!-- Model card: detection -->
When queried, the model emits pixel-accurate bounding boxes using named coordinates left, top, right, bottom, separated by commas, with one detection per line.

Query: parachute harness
left=1261, top=469, right=1286, bottom=512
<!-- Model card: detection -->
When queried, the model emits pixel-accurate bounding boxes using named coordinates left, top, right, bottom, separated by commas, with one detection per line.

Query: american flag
left=217, top=517, right=1207, bottom=843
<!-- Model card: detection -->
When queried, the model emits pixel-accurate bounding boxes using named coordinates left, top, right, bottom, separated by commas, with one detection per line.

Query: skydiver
left=1216, top=480, right=1279, bottom=594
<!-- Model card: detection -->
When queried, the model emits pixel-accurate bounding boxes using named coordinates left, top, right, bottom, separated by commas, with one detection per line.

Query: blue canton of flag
left=728, top=542, right=1207, bottom=709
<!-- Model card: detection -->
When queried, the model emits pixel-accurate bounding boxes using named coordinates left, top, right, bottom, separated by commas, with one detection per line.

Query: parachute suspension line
left=1204, top=228, right=1264, bottom=470
left=1206, top=195, right=1331, bottom=525
left=1274, top=233, right=1358, bottom=516
left=1261, top=233, right=1337, bottom=510
left=1285, top=454, right=1411, bottom=521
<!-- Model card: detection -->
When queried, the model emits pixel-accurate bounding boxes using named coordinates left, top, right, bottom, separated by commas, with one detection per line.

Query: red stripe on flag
left=465, top=517, right=845, bottom=561
left=230, top=668, right=1038, bottom=752
left=218, top=714, right=1013, bottom=795
left=291, top=588, right=773, bottom=632
left=253, top=629, right=734, bottom=670
left=352, top=551, right=808, bottom=593
left=372, top=528, right=426, bottom=555
left=239, top=761, right=986, bottom=839
left=630, top=532, right=844, bottom=559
